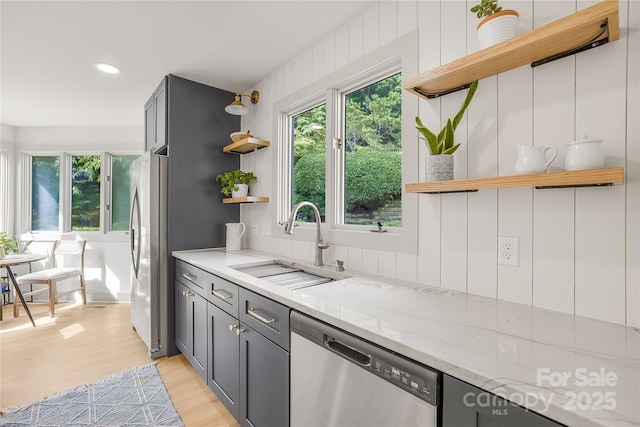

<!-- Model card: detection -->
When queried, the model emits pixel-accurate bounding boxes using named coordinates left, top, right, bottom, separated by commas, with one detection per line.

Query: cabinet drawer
left=209, top=274, right=239, bottom=317
left=239, top=288, right=290, bottom=351
left=175, top=260, right=211, bottom=297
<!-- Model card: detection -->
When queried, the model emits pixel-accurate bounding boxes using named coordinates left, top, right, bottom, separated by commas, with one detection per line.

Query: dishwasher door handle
left=325, top=337, right=372, bottom=366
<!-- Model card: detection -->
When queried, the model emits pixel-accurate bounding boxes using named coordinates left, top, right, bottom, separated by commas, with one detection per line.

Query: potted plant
left=216, top=169, right=257, bottom=198
left=415, top=79, right=479, bottom=181
left=471, top=0, right=519, bottom=49
left=0, top=232, right=31, bottom=255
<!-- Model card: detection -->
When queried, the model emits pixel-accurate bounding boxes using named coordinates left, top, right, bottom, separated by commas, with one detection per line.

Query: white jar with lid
left=565, top=134, right=605, bottom=171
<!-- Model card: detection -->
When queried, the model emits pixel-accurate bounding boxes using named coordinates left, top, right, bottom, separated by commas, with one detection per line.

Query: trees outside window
left=71, top=155, right=101, bottom=231
left=292, top=104, right=326, bottom=222
left=343, top=73, right=401, bottom=227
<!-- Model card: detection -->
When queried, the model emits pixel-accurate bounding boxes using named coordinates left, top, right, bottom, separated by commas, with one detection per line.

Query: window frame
left=20, top=151, right=138, bottom=236
left=272, top=31, right=418, bottom=254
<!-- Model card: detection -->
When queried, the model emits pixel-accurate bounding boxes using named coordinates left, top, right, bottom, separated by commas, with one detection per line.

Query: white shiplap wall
left=241, top=0, right=639, bottom=327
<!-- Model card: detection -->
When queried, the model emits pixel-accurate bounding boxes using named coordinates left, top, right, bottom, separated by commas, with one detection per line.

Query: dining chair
left=13, top=240, right=87, bottom=318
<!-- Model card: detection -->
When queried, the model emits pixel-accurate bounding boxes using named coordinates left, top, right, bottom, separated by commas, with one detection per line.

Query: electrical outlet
left=250, top=223, right=258, bottom=235
left=498, top=236, right=519, bottom=266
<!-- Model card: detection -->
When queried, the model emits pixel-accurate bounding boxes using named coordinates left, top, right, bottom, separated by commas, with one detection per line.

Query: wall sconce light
left=225, top=90, right=260, bottom=115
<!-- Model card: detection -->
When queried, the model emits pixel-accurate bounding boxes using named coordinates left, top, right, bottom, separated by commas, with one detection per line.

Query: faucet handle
left=318, top=241, right=330, bottom=250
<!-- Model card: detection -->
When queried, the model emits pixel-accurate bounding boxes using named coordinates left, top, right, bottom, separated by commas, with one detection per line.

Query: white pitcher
left=514, top=145, right=557, bottom=175
left=225, top=222, right=246, bottom=251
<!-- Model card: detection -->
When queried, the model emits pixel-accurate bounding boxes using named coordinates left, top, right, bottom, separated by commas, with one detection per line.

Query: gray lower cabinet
left=207, top=302, right=240, bottom=420
left=442, top=374, right=566, bottom=427
left=205, top=280, right=290, bottom=427
left=239, top=324, right=289, bottom=427
left=175, top=280, right=207, bottom=381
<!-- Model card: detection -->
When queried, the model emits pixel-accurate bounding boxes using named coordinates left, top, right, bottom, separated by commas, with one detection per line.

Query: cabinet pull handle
left=236, top=327, right=246, bottom=336
left=183, top=290, right=193, bottom=297
left=247, top=307, right=275, bottom=324
left=212, top=289, right=233, bottom=300
left=229, top=324, right=238, bottom=332
left=182, top=273, right=196, bottom=282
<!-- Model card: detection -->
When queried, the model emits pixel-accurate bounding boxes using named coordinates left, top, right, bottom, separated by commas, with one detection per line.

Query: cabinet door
left=175, top=281, right=189, bottom=355
left=442, top=375, right=565, bottom=427
left=207, top=302, right=240, bottom=420
left=175, top=280, right=207, bottom=381
left=144, top=94, right=154, bottom=152
left=153, top=79, right=167, bottom=153
left=239, top=325, right=289, bottom=427
left=190, top=291, right=207, bottom=381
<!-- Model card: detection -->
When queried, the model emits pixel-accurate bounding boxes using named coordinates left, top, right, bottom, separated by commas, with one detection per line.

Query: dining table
left=0, top=253, right=46, bottom=327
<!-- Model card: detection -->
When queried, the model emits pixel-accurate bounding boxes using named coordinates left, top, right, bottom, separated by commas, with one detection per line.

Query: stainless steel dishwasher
left=290, top=312, right=440, bottom=427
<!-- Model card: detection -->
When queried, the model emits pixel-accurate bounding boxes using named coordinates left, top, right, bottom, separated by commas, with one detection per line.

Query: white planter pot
left=231, top=183, right=248, bottom=198
left=477, top=10, right=519, bottom=49
left=426, top=155, right=454, bottom=181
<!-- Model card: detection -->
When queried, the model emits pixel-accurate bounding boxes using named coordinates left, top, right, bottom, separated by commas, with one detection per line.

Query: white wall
left=8, top=126, right=143, bottom=302
left=241, top=0, right=639, bottom=327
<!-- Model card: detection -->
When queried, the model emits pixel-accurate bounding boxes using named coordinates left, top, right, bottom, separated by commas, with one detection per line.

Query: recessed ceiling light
left=94, top=62, right=122, bottom=74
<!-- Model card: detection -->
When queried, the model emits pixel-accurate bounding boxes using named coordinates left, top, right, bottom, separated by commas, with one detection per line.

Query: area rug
left=0, top=363, right=183, bottom=427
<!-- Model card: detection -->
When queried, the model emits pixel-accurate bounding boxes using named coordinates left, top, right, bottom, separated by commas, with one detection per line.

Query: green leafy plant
left=293, top=151, right=401, bottom=220
left=0, top=232, right=31, bottom=254
left=216, top=169, right=257, bottom=197
left=415, top=79, right=479, bottom=155
left=470, top=0, right=503, bottom=19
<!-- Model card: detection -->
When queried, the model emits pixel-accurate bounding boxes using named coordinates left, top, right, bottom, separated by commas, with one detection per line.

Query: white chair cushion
left=16, top=267, right=82, bottom=283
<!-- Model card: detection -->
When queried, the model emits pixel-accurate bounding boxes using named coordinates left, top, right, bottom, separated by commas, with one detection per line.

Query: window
left=291, top=103, right=326, bottom=222
left=273, top=32, right=418, bottom=254
left=71, top=155, right=101, bottom=231
left=283, top=71, right=402, bottom=228
left=110, top=155, right=137, bottom=231
left=31, top=156, right=60, bottom=231
left=24, top=153, right=137, bottom=233
left=341, top=73, right=402, bottom=227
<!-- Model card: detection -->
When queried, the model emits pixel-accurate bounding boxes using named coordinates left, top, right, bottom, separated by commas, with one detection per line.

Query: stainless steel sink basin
left=232, top=260, right=348, bottom=290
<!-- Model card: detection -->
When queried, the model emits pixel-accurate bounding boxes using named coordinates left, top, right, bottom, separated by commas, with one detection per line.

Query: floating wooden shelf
left=405, top=167, right=624, bottom=194
left=222, top=196, right=269, bottom=204
left=404, top=0, right=619, bottom=99
left=223, top=137, right=270, bottom=154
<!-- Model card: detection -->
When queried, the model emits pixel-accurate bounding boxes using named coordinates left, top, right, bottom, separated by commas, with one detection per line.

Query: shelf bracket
left=413, top=83, right=473, bottom=100
left=429, top=189, right=479, bottom=194
left=531, top=21, right=609, bottom=67
left=535, top=183, right=614, bottom=190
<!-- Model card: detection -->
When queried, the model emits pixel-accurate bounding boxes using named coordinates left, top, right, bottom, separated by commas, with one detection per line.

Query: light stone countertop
left=173, top=248, right=640, bottom=427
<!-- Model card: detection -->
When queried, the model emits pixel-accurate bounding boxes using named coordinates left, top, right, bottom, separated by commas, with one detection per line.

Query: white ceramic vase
left=426, top=155, right=454, bottom=181
left=477, top=10, right=519, bottom=49
left=231, top=183, right=249, bottom=198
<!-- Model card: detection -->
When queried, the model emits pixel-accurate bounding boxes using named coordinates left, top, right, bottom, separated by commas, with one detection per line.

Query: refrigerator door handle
left=130, top=189, right=141, bottom=278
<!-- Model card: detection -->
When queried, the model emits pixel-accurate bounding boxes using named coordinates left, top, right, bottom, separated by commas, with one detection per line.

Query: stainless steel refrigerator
left=129, top=151, right=168, bottom=358
left=128, top=75, right=240, bottom=358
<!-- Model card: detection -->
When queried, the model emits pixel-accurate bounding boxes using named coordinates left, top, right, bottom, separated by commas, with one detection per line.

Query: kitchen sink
left=231, top=260, right=348, bottom=290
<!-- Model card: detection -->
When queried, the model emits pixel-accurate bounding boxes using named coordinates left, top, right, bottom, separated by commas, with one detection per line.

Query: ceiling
left=1, top=1, right=372, bottom=128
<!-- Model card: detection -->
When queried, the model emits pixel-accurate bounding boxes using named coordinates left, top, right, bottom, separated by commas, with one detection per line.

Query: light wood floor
left=0, top=302, right=238, bottom=427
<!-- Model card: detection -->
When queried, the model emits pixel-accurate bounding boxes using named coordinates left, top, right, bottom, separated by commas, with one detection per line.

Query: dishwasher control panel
left=373, top=357, right=438, bottom=405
